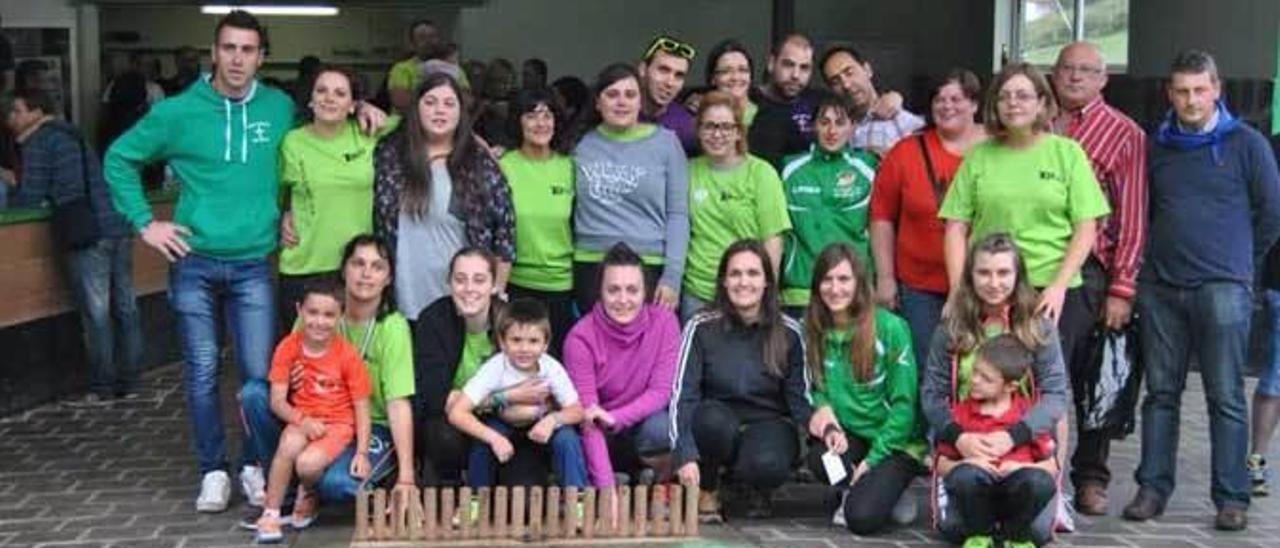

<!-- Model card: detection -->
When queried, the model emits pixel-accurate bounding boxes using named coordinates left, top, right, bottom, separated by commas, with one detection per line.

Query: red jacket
left=937, top=393, right=1054, bottom=463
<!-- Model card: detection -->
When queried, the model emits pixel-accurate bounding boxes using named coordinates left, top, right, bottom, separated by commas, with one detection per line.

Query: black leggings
left=804, top=436, right=919, bottom=535
left=943, top=463, right=1056, bottom=542
left=692, top=400, right=798, bottom=492
left=415, top=416, right=469, bottom=486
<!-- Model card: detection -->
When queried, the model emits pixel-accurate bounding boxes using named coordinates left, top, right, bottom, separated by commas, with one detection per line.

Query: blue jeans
left=467, top=416, right=588, bottom=488
left=65, top=237, right=144, bottom=396
left=898, top=284, right=945, bottom=368
left=1257, top=289, right=1280, bottom=397
left=1135, top=280, right=1252, bottom=510
left=315, top=424, right=396, bottom=502
left=169, top=254, right=277, bottom=474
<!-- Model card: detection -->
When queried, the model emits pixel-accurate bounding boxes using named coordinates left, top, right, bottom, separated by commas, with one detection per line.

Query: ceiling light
left=200, top=5, right=339, bottom=17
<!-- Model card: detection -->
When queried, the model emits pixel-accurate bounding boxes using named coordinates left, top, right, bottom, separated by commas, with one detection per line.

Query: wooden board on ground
left=352, top=484, right=701, bottom=545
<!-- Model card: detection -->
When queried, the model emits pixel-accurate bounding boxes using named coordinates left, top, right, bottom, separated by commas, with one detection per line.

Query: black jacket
left=747, top=87, right=820, bottom=169
left=670, top=311, right=813, bottom=465
left=411, top=297, right=499, bottom=420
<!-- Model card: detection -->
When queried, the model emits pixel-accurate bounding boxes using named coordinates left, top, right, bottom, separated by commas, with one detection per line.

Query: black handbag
left=49, top=133, right=100, bottom=250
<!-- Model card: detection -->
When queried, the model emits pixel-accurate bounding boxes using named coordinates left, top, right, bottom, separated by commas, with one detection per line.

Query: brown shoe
left=697, top=490, right=722, bottom=523
left=1214, top=506, right=1247, bottom=531
left=1121, top=487, right=1166, bottom=521
left=1075, top=484, right=1109, bottom=516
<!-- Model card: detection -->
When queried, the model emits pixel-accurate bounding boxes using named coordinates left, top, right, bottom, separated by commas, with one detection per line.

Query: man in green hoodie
left=104, top=10, right=384, bottom=515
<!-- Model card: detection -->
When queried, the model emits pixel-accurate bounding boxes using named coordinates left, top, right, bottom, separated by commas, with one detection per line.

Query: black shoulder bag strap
left=915, top=134, right=946, bottom=207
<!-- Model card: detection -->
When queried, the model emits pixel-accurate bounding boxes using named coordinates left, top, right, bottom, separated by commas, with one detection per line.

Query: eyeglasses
left=698, top=121, right=738, bottom=135
left=644, top=36, right=696, bottom=62
left=714, top=66, right=752, bottom=77
left=1055, top=63, right=1103, bottom=76
left=997, top=91, right=1039, bottom=104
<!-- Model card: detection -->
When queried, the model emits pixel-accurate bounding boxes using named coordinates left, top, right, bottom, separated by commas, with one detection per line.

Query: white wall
left=1128, top=0, right=1278, bottom=79
left=457, top=0, right=772, bottom=86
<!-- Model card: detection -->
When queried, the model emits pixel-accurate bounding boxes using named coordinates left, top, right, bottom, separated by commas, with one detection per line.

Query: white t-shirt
left=461, top=352, right=580, bottom=408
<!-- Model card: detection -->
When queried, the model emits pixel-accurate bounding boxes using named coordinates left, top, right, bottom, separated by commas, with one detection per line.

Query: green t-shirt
left=684, top=154, right=791, bottom=300
left=808, top=308, right=927, bottom=466
left=388, top=57, right=470, bottom=93
left=452, top=331, right=494, bottom=389
left=338, top=312, right=415, bottom=426
left=938, top=134, right=1110, bottom=288
left=743, top=100, right=759, bottom=129
left=500, top=150, right=575, bottom=291
left=279, top=117, right=401, bottom=275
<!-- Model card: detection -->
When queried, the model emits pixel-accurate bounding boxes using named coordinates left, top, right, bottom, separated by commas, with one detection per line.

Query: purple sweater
left=563, top=303, right=681, bottom=486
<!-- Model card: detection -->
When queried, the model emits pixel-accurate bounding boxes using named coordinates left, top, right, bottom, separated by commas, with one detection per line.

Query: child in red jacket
left=936, top=334, right=1057, bottom=548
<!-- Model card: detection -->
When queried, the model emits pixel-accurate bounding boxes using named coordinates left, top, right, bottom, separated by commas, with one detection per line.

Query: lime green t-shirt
left=938, top=134, right=1110, bottom=288
left=500, top=150, right=575, bottom=291
left=684, top=155, right=791, bottom=300
left=452, top=331, right=494, bottom=389
left=339, top=312, right=415, bottom=426
left=279, top=117, right=401, bottom=275
left=388, top=58, right=471, bottom=93
left=743, top=100, right=759, bottom=129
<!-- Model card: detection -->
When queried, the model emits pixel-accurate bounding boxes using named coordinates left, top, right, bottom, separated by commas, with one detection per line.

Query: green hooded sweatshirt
left=779, top=145, right=878, bottom=307
left=809, top=307, right=927, bottom=466
left=104, top=77, right=294, bottom=259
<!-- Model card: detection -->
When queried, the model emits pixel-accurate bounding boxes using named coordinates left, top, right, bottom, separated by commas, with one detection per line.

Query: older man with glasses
left=1048, top=40, right=1148, bottom=518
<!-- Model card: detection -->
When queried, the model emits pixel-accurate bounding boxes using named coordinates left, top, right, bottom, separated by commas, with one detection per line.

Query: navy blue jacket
left=14, top=120, right=131, bottom=238
left=1145, top=121, right=1280, bottom=287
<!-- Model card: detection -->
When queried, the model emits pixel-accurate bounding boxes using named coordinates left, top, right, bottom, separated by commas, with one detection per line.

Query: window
left=1018, top=0, right=1129, bottom=69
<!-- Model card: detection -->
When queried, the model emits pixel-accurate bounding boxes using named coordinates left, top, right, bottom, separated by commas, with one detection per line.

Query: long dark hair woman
left=373, top=72, right=515, bottom=322
left=671, top=239, right=811, bottom=521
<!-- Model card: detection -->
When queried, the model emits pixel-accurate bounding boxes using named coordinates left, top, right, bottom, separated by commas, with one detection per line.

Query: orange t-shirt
left=868, top=129, right=963, bottom=294
left=269, top=331, right=372, bottom=425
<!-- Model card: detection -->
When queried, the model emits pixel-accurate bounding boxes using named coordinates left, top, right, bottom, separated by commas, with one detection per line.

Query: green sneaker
left=1004, top=541, right=1037, bottom=548
left=961, top=535, right=995, bottom=548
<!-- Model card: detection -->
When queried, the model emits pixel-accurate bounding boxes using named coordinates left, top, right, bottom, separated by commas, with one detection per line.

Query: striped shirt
left=1053, top=96, right=1147, bottom=299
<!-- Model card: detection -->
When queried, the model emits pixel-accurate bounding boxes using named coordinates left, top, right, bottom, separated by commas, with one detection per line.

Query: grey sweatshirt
left=573, top=126, right=689, bottom=290
left=920, top=317, right=1068, bottom=447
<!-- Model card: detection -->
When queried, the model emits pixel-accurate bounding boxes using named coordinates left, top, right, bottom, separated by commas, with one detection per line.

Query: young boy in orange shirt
left=255, top=280, right=372, bottom=543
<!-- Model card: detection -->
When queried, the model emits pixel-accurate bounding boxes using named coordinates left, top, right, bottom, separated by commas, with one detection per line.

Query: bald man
left=1050, top=41, right=1147, bottom=517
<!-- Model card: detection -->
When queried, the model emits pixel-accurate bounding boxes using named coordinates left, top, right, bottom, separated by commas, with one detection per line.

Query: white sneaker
left=891, top=490, right=918, bottom=525
left=240, top=465, right=266, bottom=508
left=1055, top=493, right=1077, bottom=532
left=195, top=470, right=231, bottom=513
left=831, top=490, right=849, bottom=527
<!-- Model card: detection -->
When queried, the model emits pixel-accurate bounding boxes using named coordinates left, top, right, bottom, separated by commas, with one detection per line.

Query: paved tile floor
left=1, top=364, right=1278, bottom=547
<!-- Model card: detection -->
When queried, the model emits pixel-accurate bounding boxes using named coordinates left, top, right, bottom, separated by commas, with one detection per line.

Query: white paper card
left=822, top=451, right=847, bottom=485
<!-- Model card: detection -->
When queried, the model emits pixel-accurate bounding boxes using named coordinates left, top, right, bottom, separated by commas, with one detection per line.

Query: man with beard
left=748, top=33, right=820, bottom=168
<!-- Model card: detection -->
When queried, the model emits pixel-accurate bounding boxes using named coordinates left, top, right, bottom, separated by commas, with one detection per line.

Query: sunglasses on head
left=645, top=36, right=696, bottom=62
